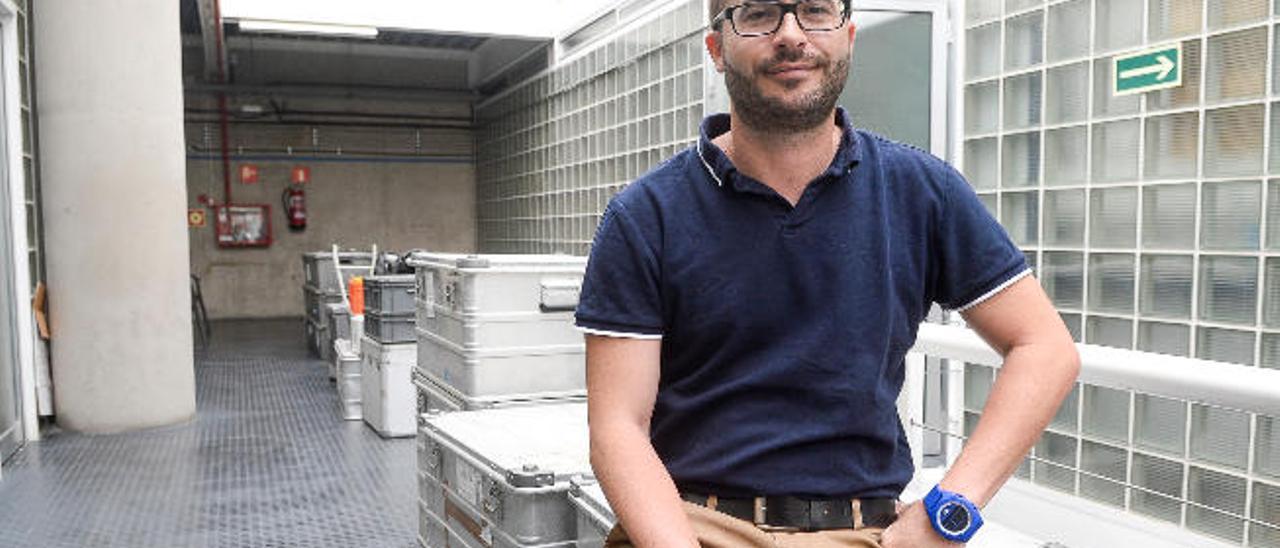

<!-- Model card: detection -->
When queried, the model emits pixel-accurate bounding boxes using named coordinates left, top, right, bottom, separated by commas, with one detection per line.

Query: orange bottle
left=349, top=276, right=365, bottom=315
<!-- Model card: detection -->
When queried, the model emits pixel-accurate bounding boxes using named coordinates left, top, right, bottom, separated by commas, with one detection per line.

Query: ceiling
left=179, top=0, right=553, bottom=102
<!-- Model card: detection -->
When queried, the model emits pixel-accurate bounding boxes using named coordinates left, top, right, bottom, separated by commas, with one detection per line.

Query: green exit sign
left=1114, top=44, right=1182, bottom=96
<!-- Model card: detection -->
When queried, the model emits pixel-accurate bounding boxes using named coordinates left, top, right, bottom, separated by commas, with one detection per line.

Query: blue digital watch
left=923, top=485, right=984, bottom=542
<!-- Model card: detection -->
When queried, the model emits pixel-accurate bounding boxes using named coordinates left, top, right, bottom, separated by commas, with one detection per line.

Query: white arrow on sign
left=1119, top=55, right=1175, bottom=81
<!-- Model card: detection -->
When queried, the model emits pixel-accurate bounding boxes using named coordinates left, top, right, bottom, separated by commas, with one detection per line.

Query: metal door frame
left=0, top=0, right=37, bottom=471
left=845, top=0, right=951, bottom=159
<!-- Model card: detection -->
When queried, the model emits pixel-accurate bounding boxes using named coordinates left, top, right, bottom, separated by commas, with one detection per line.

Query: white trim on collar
left=696, top=139, right=725, bottom=188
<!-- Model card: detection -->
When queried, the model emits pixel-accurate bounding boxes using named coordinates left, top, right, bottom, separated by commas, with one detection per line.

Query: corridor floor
left=0, top=319, right=417, bottom=548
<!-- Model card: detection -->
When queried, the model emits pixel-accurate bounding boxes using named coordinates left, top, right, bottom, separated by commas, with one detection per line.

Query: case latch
left=481, top=476, right=504, bottom=520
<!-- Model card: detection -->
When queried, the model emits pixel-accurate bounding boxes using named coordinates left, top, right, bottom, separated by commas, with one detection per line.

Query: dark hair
left=708, top=0, right=727, bottom=25
left=708, top=0, right=853, bottom=27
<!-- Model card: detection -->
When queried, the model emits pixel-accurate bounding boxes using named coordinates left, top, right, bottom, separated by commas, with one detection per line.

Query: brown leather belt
left=681, top=492, right=897, bottom=531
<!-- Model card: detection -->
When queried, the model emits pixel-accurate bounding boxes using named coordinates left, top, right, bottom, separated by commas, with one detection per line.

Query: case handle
left=539, top=278, right=581, bottom=312
left=417, top=270, right=436, bottom=319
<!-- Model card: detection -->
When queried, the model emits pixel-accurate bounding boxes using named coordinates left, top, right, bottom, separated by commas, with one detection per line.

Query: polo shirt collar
left=695, top=106, right=863, bottom=190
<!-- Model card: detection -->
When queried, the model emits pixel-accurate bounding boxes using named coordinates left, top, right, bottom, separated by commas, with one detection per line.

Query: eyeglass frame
left=711, top=0, right=852, bottom=37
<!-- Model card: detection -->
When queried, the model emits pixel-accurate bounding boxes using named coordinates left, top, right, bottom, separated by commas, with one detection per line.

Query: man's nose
left=772, top=12, right=808, bottom=48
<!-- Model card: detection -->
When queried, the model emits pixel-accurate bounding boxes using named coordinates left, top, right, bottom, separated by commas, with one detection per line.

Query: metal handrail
left=911, top=322, right=1280, bottom=418
left=903, top=322, right=1279, bottom=546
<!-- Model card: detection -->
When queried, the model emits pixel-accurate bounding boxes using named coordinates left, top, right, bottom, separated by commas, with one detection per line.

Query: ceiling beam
left=224, top=34, right=477, bottom=62
left=195, top=0, right=228, bottom=83
left=469, top=38, right=549, bottom=90
left=186, top=82, right=478, bottom=104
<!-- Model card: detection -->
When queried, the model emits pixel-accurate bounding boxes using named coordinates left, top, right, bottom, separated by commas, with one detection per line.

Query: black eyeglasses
left=712, top=0, right=850, bottom=37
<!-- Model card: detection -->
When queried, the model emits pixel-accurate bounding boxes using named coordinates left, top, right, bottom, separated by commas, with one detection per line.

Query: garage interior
left=0, top=0, right=1277, bottom=547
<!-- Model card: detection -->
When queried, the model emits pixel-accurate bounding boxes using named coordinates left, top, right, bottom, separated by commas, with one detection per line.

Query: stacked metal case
left=324, top=303, right=351, bottom=379
left=304, top=291, right=340, bottom=360
left=361, top=335, right=417, bottom=437
left=568, top=478, right=616, bottom=546
left=361, top=274, right=418, bottom=437
left=408, top=253, right=589, bottom=413
left=333, top=338, right=362, bottom=420
left=327, top=303, right=351, bottom=342
left=301, top=251, right=373, bottom=357
left=416, top=404, right=591, bottom=548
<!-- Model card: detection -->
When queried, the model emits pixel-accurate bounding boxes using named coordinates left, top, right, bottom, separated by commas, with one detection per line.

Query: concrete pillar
left=35, top=0, right=196, bottom=432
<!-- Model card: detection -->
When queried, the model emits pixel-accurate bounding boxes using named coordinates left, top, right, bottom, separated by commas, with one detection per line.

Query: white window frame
left=0, top=0, right=37, bottom=463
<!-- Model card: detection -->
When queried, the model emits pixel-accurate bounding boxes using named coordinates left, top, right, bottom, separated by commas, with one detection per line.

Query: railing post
left=943, top=357, right=966, bottom=466
left=900, top=351, right=927, bottom=471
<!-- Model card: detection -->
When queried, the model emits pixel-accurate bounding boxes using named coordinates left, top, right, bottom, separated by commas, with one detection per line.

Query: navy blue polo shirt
left=575, top=108, right=1029, bottom=498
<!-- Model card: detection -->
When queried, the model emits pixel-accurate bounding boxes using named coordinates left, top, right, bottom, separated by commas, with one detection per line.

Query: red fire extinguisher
left=282, top=185, right=306, bottom=231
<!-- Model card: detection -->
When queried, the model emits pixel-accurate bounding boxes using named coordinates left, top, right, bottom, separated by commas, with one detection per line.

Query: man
left=574, top=0, right=1080, bottom=546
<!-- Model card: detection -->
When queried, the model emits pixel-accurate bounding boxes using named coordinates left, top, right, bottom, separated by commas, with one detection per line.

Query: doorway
left=0, top=20, right=24, bottom=464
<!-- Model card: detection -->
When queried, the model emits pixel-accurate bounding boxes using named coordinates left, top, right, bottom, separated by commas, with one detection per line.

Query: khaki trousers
left=604, top=501, right=885, bottom=548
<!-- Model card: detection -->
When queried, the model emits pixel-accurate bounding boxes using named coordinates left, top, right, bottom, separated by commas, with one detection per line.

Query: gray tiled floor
left=0, top=319, right=416, bottom=548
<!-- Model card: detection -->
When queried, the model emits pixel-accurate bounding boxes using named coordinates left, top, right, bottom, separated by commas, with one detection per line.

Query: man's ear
left=705, top=31, right=726, bottom=73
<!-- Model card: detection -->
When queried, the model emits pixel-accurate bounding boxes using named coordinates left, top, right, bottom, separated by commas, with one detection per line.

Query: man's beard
left=723, top=48, right=849, bottom=134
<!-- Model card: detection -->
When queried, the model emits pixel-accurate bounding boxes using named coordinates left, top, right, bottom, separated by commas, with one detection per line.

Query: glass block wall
left=962, top=0, right=1280, bottom=543
left=475, top=0, right=706, bottom=254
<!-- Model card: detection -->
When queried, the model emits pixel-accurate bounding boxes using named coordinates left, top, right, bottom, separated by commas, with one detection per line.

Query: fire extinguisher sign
left=239, top=164, right=259, bottom=184
left=291, top=166, right=310, bottom=184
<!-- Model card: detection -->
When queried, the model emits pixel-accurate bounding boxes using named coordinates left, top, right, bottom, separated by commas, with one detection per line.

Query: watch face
left=938, top=501, right=971, bottom=534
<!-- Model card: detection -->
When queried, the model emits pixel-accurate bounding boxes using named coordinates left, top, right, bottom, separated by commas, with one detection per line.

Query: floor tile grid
left=0, top=319, right=417, bottom=548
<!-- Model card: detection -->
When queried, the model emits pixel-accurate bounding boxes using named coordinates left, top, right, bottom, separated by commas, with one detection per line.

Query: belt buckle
left=754, top=497, right=803, bottom=533
left=800, top=499, right=817, bottom=532
left=801, top=498, right=851, bottom=532
left=807, top=499, right=838, bottom=532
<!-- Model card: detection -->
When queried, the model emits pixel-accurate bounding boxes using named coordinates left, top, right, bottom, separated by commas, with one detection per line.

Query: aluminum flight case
left=408, top=253, right=588, bottom=401
left=568, top=477, right=615, bottom=546
left=416, top=403, right=590, bottom=548
left=360, top=335, right=416, bottom=437
left=326, top=303, right=351, bottom=342
left=305, top=316, right=331, bottom=359
left=304, top=317, right=319, bottom=356
left=323, top=303, right=350, bottom=373
left=412, top=367, right=585, bottom=415
left=303, top=251, right=374, bottom=294
left=304, top=284, right=343, bottom=323
left=334, top=338, right=362, bottom=420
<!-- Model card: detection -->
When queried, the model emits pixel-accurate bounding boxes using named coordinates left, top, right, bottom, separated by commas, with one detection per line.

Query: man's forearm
left=938, top=340, right=1080, bottom=506
left=591, top=420, right=699, bottom=548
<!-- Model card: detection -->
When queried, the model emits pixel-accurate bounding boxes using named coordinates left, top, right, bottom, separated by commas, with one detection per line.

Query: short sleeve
left=932, top=169, right=1031, bottom=311
left=575, top=201, right=664, bottom=338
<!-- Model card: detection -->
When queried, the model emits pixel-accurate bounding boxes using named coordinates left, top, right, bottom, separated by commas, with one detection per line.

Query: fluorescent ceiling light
left=236, top=19, right=379, bottom=38
left=221, top=0, right=619, bottom=39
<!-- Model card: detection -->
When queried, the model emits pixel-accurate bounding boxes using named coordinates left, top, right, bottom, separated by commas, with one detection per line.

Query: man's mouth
left=763, top=59, right=823, bottom=78
left=768, top=64, right=817, bottom=74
